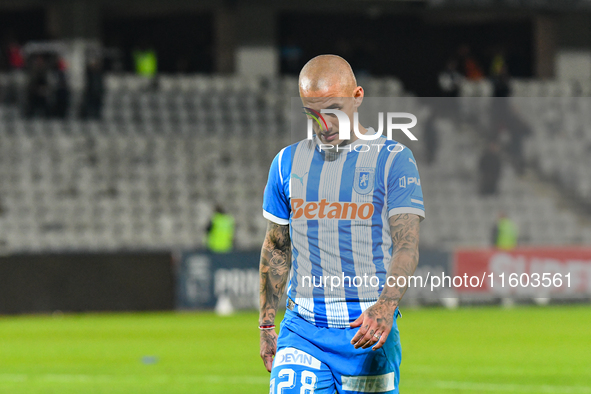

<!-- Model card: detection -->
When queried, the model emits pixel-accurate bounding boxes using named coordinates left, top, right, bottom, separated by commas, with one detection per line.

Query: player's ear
left=353, top=86, right=364, bottom=109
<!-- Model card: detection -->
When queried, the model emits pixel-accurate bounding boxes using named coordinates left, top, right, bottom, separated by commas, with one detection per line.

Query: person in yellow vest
left=206, top=205, right=235, bottom=253
left=133, top=44, right=157, bottom=78
left=491, top=211, right=518, bottom=250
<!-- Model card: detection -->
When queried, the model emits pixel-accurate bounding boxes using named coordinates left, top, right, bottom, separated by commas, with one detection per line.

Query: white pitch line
left=405, top=379, right=591, bottom=393
left=407, top=364, right=566, bottom=376
left=0, top=374, right=269, bottom=385
left=191, top=375, right=269, bottom=385
left=0, top=374, right=27, bottom=382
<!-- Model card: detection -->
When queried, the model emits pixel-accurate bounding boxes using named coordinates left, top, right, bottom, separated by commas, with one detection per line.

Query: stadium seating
left=415, top=115, right=589, bottom=249
left=460, top=79, right=591, bottom=206
left=0, top=74, right=589, bottom=252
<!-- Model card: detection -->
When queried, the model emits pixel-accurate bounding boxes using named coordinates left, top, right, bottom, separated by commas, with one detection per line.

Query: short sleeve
left=263, top=148, right=290, bottom=225
left=387, top=146, right=425, bottom=220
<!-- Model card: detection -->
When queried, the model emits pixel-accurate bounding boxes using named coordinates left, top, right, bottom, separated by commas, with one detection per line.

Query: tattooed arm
left=259, top=220, right=291, bottom=372
left=350, top=213, right=420, bottom=350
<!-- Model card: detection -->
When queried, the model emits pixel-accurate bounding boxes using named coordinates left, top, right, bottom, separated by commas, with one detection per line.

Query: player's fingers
left=363, top=322, right=390, bottom=349
left=353, top=321, right=378, bottom=349
left=350, top=316, right=371, bottom=345
left=260, top=338, right=276, bottom=372
left=260, top=347, right=275, bottom=361
left=264, top=355, right=273, bottom=372
left=372, top=326, right=391, bottom=351
left=361, top=329, right=382, bottom=349
left=356, top=323, right=379, bottom=349
left=349, top=314, right=364, bottom=328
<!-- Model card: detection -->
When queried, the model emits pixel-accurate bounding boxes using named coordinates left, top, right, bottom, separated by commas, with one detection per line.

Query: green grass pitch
left=0, top=305, right=590, bottom=393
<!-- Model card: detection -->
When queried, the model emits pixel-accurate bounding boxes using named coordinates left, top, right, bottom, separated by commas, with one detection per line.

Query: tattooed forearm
left=259, top=221, right=291, bottom=326
left=378, top=213, right=421, bottom=308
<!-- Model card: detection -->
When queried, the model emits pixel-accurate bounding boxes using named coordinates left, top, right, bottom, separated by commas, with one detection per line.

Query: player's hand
left=260, top=329, right=278, bottom=372
left=350, top=300, right=396, bottom=351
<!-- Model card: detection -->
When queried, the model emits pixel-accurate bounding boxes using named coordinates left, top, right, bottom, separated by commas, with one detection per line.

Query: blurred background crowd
left=0, top=0, right=590, bottom=313
left=0, top=5, right=536, bottom=117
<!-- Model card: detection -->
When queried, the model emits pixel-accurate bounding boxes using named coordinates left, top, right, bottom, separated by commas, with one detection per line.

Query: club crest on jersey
left=354, top=168, right=375, bottom=195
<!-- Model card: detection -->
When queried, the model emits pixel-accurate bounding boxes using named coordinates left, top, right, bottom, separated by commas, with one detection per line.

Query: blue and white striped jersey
left=263, top=136, right=425, bottom=328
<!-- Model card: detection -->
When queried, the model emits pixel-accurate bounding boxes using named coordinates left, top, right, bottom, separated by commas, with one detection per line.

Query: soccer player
left=259, top=55, right=425, bottom=394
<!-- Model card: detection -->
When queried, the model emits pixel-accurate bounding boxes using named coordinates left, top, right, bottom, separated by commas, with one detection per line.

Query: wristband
left=259, top=324, right=275, bottom=330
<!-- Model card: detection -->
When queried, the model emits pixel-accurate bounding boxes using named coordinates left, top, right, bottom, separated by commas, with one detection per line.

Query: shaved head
left=299, top=55, right=357, bottom=97
left=299, top=55, right=366, bottom=147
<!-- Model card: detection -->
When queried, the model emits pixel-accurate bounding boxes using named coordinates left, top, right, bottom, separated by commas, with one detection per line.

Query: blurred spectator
left=7, top=38, right=24, bottom=70
left=489, top=46, right=507, bottom=78
left=490, top=61, right=529, bottom=175
left=457, top=44, right=484, bottom=81
left=133, top=43, right=157, bottom=78
left=490, top=63, right=512, bottom=140
left=438, top=58, right=462, bottom=97
left=80, top=56, right=104, bottom=120
left=50, top=57, right=70, bottom=119
left=506, top=111, right=530, bottom=176
left=24, top=54, right=49, bottom=118
left=206, top=205, right=235, bottom=253
left=491, top=211, right=518, bottom=250
left=437, top=58, right=462, bottom=123
left=423, top=114, right=439, bottom=165
left=478, top=141, right=502, bottom=196
left=492, top=64, right=511, bottom=98
left=0, top=36, right=24, bottom=104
